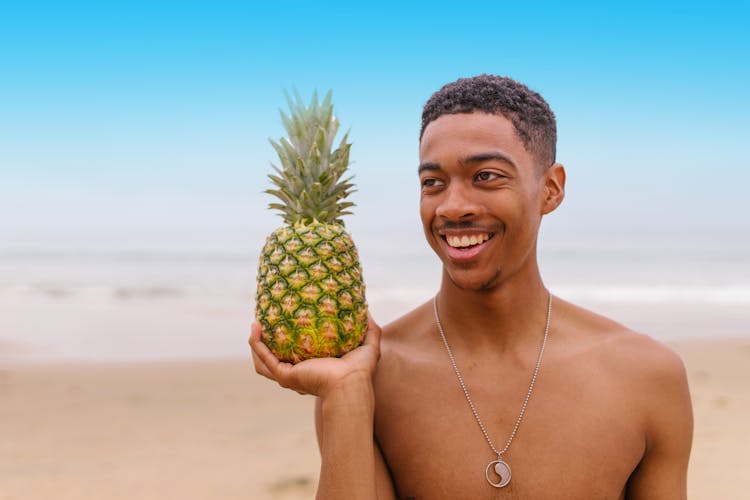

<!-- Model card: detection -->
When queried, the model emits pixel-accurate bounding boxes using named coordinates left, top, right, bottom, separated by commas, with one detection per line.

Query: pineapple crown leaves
left=266, top=90, right=356, bottom=226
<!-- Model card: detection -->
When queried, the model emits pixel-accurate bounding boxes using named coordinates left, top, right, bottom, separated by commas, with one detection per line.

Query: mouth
left=443, top=232, right=493, bottom=248
left=438, top=231, right=495, bottom=261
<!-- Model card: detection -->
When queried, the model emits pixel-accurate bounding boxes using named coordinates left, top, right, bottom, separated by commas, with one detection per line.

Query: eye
left=421, top=177, right=444, bottom=188
left=475, top=171, right=504, bottom=182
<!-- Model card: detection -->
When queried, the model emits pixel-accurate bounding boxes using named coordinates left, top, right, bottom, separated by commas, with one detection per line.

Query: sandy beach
left=2, top=338, right=749, bottom=500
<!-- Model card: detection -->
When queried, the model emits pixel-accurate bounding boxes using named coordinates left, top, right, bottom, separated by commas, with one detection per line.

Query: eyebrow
left=418, top=151, right=518, bottom=174
left=461, top=152, right=517, bottom=170
left=417, top=162, right=440, bottom=174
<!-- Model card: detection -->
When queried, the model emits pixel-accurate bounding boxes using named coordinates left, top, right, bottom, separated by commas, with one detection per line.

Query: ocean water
left=1, top=238, right=748, bottom=363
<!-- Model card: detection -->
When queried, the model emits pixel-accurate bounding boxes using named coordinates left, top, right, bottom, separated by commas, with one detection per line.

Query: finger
left=249, top=323, right=286, bottom=377
left=248, top=322, right=262, bottom=345
left=249, top=323, right=275, bottom=361
left=269, top=358, right=298, bottom=389
left=366, top=310, right=380, bottom=331
left=248, top=323, right=270, bottom=372
left=249, top=327, right=301, bottom=387
left=249, top=327, right=277, bottom=381
left=251, top=348, right=275, bottom=380
left=362, top=311, right=382, bottom=347
left=251, top=343, right=299, bottom=391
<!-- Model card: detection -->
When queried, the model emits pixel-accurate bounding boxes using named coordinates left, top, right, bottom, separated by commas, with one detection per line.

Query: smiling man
left=251, top=74, right=693, bottom=499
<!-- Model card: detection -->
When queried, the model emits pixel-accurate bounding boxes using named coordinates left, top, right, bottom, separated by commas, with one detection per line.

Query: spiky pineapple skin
left=256, top=221, right=367, bottom=364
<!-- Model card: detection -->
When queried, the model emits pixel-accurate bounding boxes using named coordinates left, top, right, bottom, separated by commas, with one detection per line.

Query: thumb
left=362, top=311, right=381, bottom=347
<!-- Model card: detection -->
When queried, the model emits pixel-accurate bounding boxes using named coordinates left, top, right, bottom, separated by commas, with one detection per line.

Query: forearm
left=316, top=375, right=377, bottom=499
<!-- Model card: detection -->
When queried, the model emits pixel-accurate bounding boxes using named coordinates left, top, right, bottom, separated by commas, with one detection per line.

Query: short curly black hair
left=421, top=74, right=557, bottom=167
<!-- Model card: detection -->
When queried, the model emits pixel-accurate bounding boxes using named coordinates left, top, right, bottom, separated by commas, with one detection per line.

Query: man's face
left=419, top=111, right=554, bottom=291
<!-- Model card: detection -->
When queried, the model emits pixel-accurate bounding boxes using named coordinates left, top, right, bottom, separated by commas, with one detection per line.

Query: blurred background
left=1, top=0, right=747, bottom=362
left=1, top=1, right=748, bottom=498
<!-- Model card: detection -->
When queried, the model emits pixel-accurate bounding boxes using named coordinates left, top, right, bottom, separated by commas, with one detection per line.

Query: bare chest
left=374, top=359, right=644, bottom=499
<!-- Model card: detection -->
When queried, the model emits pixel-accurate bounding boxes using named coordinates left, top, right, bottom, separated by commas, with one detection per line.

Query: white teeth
left=445, top=233, right=490, bottom=248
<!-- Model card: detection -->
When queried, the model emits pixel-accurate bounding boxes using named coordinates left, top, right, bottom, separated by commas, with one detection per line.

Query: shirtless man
left=251, top=75, right=693, bottom=499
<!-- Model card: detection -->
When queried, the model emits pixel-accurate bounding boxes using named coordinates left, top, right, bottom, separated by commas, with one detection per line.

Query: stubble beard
left=446, top=267, right=502, bottom=292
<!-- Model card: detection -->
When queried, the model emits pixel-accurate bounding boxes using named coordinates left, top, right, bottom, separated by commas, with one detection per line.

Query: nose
left=434, top=180, right=480, bottom=220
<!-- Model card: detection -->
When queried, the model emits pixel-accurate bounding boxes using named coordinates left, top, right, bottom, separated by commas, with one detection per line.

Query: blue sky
left=1, top=1, right=748, bottom=253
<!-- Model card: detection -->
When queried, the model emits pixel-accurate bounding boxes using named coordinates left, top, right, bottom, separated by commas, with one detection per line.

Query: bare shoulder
left=554, top=297, right=693, bottom=495
left=379, top=300, right=435, bottom=358
left=556, top=296, right=687, bottom=377
left=554, top=296, right=691, bottom=420
left=373, top=299, right=442, bottom=390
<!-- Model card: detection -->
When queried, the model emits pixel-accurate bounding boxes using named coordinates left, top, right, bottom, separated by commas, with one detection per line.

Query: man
left=251, top=74, right=693, bottom=499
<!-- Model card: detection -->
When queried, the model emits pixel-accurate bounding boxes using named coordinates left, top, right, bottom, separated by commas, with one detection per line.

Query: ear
left=541, top=163, right=566, bottom=215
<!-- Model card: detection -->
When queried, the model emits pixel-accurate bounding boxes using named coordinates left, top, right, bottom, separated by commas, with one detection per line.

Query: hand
left=249, top=313, right=382, bottom=398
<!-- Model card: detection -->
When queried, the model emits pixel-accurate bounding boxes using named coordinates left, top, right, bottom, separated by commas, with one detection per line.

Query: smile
left=444, top=232, right=493, bottom=248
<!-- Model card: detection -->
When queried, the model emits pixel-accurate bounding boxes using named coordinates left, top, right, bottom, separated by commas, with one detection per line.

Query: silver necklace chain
left=433, top=292, right=552, bottom=487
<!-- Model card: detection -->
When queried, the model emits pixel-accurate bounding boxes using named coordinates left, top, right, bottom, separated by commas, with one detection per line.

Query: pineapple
left=255, top=91, right=368, bottom=364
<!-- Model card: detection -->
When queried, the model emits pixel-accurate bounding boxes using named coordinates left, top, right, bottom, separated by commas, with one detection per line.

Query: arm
left=315, top=396, right=397, bottom=499
left=250, top=316, right=396, bottom=499
left=626, top=348, right=693, bottom=499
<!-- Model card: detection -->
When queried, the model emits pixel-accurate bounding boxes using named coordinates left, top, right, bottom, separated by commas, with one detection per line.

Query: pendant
left=485, top=457, right=511, bottom=488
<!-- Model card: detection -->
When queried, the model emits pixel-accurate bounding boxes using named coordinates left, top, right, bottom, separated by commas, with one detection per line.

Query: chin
left=445, top=268, right=501, bottom=292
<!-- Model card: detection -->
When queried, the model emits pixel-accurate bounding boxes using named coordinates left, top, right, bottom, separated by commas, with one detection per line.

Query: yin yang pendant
left=485, top=457, right=511, bottom=488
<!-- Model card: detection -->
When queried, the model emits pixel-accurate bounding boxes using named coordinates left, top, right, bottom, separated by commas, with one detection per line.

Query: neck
left=436, top=265, right=550, bottom=354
